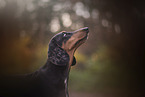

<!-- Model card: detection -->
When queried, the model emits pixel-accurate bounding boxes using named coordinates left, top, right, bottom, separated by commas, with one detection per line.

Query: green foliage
left=69, top=45, right=129, bottom=92
left=69, top=69, right=97, bottom=92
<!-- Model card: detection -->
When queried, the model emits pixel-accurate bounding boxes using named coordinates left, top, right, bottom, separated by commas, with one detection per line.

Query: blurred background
left=0, top=0, right=145, bottom=97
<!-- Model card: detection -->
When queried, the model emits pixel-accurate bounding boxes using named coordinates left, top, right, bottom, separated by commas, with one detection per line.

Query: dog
left=0, top=27, right=89, bottom=97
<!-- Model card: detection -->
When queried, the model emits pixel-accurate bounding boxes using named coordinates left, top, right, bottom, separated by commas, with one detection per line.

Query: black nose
left=83, top=27, right=89, bottom=33
left=84, top=27, right=88, bottom=30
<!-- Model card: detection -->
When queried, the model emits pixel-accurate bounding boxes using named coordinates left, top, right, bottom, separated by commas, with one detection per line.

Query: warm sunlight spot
left=101, top=19, right=109, bottom=27
left=83, top=10, right=90, bottom=19
left=50, top=17, right=60, bottom=33
left=62, top=13, right=72, bottom=27
left=73, top=2, right=84, bottom=16
left=73, top=2, right=90, bottom=19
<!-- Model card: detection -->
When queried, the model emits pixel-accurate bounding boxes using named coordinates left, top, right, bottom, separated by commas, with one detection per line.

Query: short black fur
left=0, top=31, right=76, bottom=97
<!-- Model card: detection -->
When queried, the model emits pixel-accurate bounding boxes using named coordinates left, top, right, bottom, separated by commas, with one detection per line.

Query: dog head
left=48, top=27, right=89, bottom=66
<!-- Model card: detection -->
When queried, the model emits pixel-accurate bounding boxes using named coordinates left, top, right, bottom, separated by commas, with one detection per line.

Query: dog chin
left=71, top=35, right=88, bottom=50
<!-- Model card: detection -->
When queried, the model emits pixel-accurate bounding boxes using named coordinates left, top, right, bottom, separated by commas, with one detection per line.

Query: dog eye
left=63, top=33, right=66, bottom=37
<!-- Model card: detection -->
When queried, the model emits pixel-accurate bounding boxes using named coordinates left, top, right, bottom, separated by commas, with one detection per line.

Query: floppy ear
left=71, top=56, right=76, bottom=66
left=48, top=41, right=69, bottom=66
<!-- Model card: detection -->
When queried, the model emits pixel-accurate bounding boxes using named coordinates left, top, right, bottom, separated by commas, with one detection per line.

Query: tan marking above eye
left=61, top=31, right=67, bottom=33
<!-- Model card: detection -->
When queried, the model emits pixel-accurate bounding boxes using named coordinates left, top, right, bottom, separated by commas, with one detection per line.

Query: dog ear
left=48, top=41, right=69, bottom=66
left=71, top=56, right=76, bottom=66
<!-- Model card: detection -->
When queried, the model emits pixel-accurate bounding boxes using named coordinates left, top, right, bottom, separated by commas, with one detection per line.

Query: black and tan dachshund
left=0, top=27, right=89, bottom=97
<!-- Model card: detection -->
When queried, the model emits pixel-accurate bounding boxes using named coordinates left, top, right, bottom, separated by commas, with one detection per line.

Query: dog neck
left=66, top=50, right=75, bottom=69
left=63, top=50, right=75, bottom=97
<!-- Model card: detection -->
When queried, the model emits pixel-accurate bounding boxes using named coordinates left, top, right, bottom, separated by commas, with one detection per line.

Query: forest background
left=0, top=0, right=144, bottom=97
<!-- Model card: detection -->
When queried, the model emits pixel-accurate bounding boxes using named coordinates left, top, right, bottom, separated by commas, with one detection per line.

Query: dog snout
left=81, top=27, right=89, bottom=34
left=83, top=27, right=89, bottom=32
